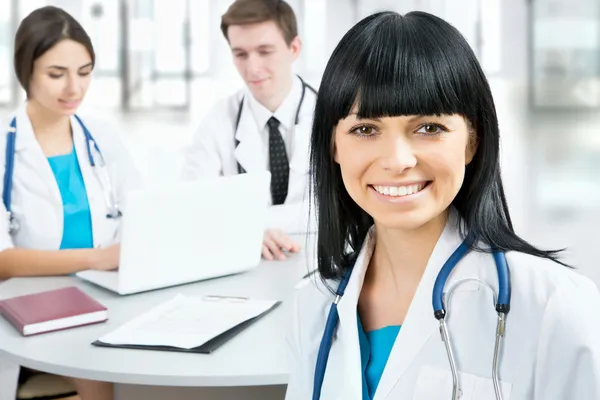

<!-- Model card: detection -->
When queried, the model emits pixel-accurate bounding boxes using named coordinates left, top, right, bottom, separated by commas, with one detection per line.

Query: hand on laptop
left=90, top=244, right=120, bottom=271
left=262, top=229, right=301, bottom=261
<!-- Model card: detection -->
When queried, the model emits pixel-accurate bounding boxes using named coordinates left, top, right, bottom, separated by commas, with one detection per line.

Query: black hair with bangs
left=310, top=11, right=566, bottom=281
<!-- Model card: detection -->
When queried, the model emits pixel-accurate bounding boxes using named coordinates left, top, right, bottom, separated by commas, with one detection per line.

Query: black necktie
left=268, top=117, right=289, bottom=205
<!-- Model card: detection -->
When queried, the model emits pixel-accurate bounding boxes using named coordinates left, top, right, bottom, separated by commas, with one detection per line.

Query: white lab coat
left=0, top=103, right=141, bottom=400
left=0, top=103, right=142, bottom=252
left=285, top=211, right=600, bottom=400
left=181, top=76, right=317, bottom=234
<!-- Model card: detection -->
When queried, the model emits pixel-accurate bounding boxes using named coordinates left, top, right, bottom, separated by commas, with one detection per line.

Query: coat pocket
left=413, top=365, right=512, bottom=400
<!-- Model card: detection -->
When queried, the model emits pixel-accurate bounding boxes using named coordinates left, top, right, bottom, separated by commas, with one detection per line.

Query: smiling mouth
left=370, top=182, right=431, bottom=197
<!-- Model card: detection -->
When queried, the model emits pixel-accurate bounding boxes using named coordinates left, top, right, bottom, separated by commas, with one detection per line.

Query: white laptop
left=76, top=171, right=271, bottom=295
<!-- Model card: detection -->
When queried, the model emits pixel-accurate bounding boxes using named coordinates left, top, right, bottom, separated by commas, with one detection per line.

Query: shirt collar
left=246, top=75, right=302, bottom=132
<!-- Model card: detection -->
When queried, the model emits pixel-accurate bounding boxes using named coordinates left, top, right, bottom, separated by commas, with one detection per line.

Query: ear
left=289, top=36, right=302, bottom=61
left=332, top=134, right=340, bottom=164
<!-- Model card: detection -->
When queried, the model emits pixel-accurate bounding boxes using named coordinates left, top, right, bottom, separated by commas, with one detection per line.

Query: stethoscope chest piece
left=7, top=211, right=18, bottom=234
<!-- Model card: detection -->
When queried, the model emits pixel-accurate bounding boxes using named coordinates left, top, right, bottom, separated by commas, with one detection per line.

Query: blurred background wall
left=0, top=0, right=597, bottom=278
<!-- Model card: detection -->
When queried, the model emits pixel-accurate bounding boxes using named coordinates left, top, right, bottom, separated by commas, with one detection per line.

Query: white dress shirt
left=182, top=75, right=317, bottom=234
left=246, top=75, right=304, bottom=164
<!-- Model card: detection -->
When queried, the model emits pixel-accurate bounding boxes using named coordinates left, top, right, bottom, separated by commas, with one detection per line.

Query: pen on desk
left=204, top=295, right=249, bottom=302
left=295, top=270, right=317, bottom=290
left=302, top=269, right=317, bottom=279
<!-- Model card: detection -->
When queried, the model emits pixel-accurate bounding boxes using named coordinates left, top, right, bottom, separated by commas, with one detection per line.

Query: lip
left=59, top=99, right=81, bottom=108
left=368, top=181, right=431, bottom=204
left=369, top=180, right=429, bottom=187
left=249, top=78, right=268, bottom=85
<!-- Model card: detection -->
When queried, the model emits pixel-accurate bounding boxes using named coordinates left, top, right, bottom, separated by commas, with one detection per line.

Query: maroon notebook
left=0, top=286, right=108, bottom=336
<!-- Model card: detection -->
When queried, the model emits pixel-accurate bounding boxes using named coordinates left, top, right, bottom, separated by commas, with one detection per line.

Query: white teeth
left=373, top=183, right=426, bottom=197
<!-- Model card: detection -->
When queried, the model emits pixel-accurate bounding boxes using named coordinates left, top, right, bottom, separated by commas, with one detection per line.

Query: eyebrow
left=347, top=113, right=435, bottom=123
left=46, top=62, right=93, bottom=71
left=231, top=44, right=276, bottom=53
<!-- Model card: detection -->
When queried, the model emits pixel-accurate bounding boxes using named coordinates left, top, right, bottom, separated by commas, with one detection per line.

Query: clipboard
left=91, top=298, right=281, bottom=354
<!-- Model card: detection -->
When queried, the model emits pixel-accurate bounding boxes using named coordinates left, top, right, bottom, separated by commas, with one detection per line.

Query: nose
left=64, top=74, right=81, bottom=97
left=246, top=53, right=263, bottom=76
left=379, top=134, right=417, bottom=173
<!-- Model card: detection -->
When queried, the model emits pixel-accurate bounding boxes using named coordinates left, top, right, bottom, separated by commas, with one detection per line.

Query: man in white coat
left=181, top=0, right=317, bottom=261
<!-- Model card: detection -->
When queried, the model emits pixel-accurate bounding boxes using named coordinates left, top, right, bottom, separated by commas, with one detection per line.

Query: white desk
left=0, top=243, right=315, bottom=391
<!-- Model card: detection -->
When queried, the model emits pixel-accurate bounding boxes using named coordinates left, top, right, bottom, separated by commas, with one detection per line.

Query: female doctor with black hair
left=285, top=11, right=600, bottom=400
left=0, top=6, right=141, bottom=400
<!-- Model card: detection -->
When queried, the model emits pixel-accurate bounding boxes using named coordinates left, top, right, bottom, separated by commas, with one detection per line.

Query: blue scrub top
left=47, top=145, right=94, bottom=249
left=358, top=314, right=401, bottom=400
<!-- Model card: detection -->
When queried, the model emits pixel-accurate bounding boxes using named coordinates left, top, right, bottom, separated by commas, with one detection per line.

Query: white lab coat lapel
left=13, top=105, right=63, bottom=232
left=374, top=212, right=481, bottom=400
left=70, top=115, right=105, bottom=248
left=335, top=231, right=376, bottom=400
left=284, top=117, right=311, bottom=207
left=233, top=97, right=264, bottom=173
left=288, top=116, right=310, bottom=175
left=334, top=211, right=482, bottom=400
left=287, top=78, right=314, bottom=177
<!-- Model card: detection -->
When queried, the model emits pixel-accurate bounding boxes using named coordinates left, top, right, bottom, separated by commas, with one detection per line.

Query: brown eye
left=417, top=123, right=448, bottom=136
left=359, top=126, right=373, bottom=135
left=351, top=125, right=376, bottom=136
left=424, top=124, right=439, bottom=134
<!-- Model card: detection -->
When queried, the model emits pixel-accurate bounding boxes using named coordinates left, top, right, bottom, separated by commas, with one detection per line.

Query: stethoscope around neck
left=311, top=238, right=511, bottom=400
left=233, top=75, right=317, bottom=175
left=3, top=115, right=122, bottom=235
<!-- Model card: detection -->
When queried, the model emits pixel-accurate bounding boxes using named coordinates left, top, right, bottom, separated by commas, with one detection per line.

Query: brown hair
left=221, top=0, right=298, bottom=45
left=14, top=6, right=95, bottom=96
